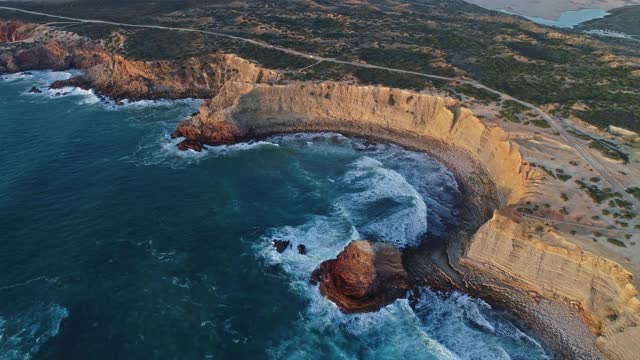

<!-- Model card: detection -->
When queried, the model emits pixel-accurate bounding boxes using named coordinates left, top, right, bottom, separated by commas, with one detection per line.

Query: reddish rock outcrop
left=314, top=240, right=409, bottom=313
left=0, top=21, right=34, bottom=43
left=53, top=53, right=279, bottom=101
left=172, top=118, right=241, bottom=146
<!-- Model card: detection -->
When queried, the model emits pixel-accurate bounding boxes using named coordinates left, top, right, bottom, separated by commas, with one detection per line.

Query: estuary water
left=0, top=71, right=549, bottom=359
left=500, top=8, right=609, bottom=28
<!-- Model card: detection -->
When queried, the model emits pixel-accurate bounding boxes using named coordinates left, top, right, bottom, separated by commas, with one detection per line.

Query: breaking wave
left=335, top=156, right=428, bottom=247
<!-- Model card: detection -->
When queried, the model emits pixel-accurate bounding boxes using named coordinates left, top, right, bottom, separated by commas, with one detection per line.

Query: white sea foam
left=10, top=70, right=203, bottom=109
left=256, top=214, right=358, bottom=279
left=335, top=156, right=428, bottom=247
left=45, top=86, right=100, bottom=105
left=1, top=70, right=79, bottom=85
left=0, top=304, right=69, bottom=359
left=100, top=97, right=202, bottom=111
left=124, top=134, right=280, bottom=169
left=203, top=141, right=279, bottom=154
left=1, top=72, right=34, bottom=82
left=414, top=289, right=549, bottom=360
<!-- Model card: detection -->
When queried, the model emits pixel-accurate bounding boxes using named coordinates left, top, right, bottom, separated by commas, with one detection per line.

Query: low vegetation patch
left=607, top=238, right=627, bottom=247
left=588, top=141, right=628, bottom=163
left=575, top=180, right=616, bottom=204
left=627, top=187, right=640, bottom=200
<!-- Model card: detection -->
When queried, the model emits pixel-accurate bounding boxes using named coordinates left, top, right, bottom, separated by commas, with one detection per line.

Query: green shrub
left=607, top=238, right=627, bottom=247
left=531, top=119, right=551, bottom=128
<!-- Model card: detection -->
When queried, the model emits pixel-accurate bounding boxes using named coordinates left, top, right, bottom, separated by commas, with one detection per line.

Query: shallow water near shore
left=0, top=71, right=549, bottom=359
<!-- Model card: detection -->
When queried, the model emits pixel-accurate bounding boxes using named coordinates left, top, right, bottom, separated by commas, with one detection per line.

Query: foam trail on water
left=0, top=304, right=69, bottom=359
left=124, top=135, right=280, bottom=169
left=1, top=70, right=79, bottom=85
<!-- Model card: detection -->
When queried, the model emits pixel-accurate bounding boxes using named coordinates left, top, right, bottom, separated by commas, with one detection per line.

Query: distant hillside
left=576, top=5, right=640, bottom=36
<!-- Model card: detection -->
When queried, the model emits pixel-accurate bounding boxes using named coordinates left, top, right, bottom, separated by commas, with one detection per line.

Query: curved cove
left=0, top=72, right=547, bottom=359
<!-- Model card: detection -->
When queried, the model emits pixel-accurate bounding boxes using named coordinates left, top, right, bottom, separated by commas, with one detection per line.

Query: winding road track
left=1, top=5, right=638, bottom=217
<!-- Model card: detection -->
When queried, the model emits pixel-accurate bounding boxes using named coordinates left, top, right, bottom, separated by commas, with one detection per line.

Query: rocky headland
left=3, top=19, right=640, bottom=360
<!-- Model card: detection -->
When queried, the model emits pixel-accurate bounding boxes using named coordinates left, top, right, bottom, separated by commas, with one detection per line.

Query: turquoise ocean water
left=0, top=71, right=549, bottom=359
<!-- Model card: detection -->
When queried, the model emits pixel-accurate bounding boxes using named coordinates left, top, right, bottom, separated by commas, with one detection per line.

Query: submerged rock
left=177, top=139, right=203, bottom=152
left=28, top=86, right=41, bottom=94
left=272, top=239, right=291, bottom=254
left=313, top=240, right=409, bottom=313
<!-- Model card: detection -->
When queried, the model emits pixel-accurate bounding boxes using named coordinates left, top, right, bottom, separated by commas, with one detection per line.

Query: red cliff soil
left=0, top=21, right=34, bottom=43
left=314, top=240, right=409, bottom=313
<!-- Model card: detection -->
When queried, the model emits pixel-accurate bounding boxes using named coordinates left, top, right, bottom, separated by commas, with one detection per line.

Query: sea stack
left=313, top=240, right=409, bottom=313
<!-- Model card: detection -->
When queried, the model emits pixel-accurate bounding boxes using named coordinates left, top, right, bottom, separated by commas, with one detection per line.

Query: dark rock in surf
left=297, top=244, right=307, bottom=255
left=310, top=268, right=322, bottom=286
left=28, top=86, right=41, bottom=93
left=272, top=239, right=291, bottom=254
left=177, top=139, right=203, bottom=152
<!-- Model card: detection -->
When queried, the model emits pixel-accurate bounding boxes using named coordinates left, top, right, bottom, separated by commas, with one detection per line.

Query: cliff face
left=54, top=54, right=279, bottom=101
left=0, top=21, right=109, bottom=73
left=1, top=21, right=278, bottom=101
left=463, top=210, right=640, bottom=360
left=175, top=80, right=640, bottom=359
left=0, top=21, right=36, bottom=43
left=176, top=82, right=537, bottom=204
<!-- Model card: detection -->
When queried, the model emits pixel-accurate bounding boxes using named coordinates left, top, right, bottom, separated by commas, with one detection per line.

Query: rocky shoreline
left=3, top=19, right=640, bottom=360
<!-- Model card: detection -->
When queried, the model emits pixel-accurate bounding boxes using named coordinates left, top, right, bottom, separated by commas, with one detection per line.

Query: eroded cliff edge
left=175, top=81, right=640, bottom=360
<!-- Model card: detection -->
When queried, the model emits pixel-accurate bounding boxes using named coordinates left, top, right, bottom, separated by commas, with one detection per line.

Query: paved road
left=2, top=5, right=638, bottom=214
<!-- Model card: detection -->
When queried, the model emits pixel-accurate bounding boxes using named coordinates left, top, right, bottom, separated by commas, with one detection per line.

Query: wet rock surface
left=271, top=240, right=291, bottom=254
left=176, top=139, right=203, bottom=152
left=297, top=244, right=307, bottom=255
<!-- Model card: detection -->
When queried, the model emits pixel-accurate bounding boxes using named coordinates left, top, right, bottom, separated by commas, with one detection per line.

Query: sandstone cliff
left=462, top=210, right=640, bottom=360
left=175, top=81, right=537, bottom=204
left=53, top=53, right=279, bottom=101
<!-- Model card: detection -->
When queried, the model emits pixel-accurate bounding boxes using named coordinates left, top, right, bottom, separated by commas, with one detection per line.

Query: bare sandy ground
left=465, top=0, right=640, bottom=19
